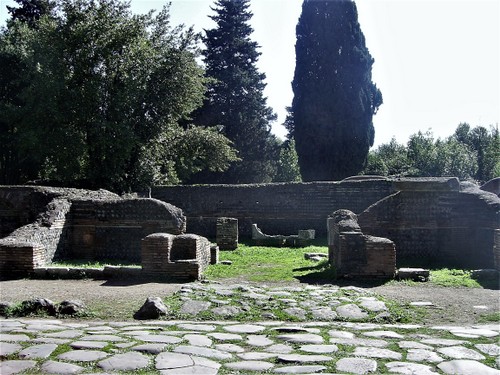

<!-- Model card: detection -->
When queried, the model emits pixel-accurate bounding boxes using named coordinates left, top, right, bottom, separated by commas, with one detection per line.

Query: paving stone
left=211, top=305, right=242, bottom=316
left=358, top=298, right=388, bottom=312
left=184, top=334, right=213, bottom=347
left=450, top=328, right=499, bottom=338
left=0, top=334, right=31, bottom=342
left=215, top=343, right=245, bottom=353
left=353, top=346, right=402, bottom=360
left=0, top=360, right=37, bottom=375
left=132, top=343, right=166, bottom=354
left=156, top=352, right=194, bottom=369
left=98, top=352, right=149, bottom=371
left=177, top=323, right=216, bottom=332
left=273, top=365, right=327, bottom=373
left=19, top=343, right=57, bottom=359
left=438, top=359, right=500, bottom=375
left=44, top=330, right=83, bottom=338
left=411, top=301, right=434, bottom=306
left=277, top=354, right=332, bottom=363
left=310, top=307, right=338, bottom=320
left=299, top=344, right=338, bottom=353
left=237, top=352, right=277, bottom=360
left=276, top=333, right=324, bottom=344
left=70, top=340, right=108, bottom=349
left=475, top=343, right=500, bottom=356
left=266, top=343, right=294, bottom=353
left=283, top=307, right=307, bottom=320
left=336, top=304, right=369, bottom=320
left=273, top=326, right=321, bottom=334
left=58, top=349, right=109, bottom=362
left=406, top=349, right=444, bottom=363
left=79, top=334, right=126, bottom=342
left=133, top=334, right=182, bottom=344
left=437, top=345, right=486, bottom=360
left=247, top=334, right=274, bottom=346
left=421, top=338, right=466, bottom=346
left=328, top=329, right=355, bottom=339
left=174, top=345, right=233, bottom=360
left=336, top=357, right=377, bottom=374
left=363, top=330, right=404, bottom=339
left=398, top=340, right=434, bottom=350
left=223, top=324, right=266, bottom=333
left=40, top=360, right=84, bottom=374
left=225, top=360, right=274, bottom=371
left=208, top=332, right=242, bottom=341
left=386, top=361, right=439, bottom=374
left=0, top=342, right=22, bottom=356
left=329, top=337, right=388, bottom=347
left=179, top=300, right=212, bottom=315
left=32, top=337, right=70, bottom=344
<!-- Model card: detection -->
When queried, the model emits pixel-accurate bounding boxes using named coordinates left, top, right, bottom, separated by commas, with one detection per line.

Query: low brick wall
left=0, top=240, right=45, bottom=278
left=216, top=217, right=238, bottom=250
left=142, top=233, right=212, bottom=280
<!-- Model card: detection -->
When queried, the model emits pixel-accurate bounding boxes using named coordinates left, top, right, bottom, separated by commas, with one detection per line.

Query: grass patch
left=50, top=259, right=141, bottom=268
left=478, top=311, right=500, bottom=322
left=429, top=269, right=481, bottom=288
left=204, top=242, right=328, bottom=282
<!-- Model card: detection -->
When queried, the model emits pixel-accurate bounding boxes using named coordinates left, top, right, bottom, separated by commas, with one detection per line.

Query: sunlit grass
left=205, top=242, right=330, bottom=282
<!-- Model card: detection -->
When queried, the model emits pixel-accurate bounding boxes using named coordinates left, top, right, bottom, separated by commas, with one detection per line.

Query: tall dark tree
left=7, top=0, right=54, bottom=28
left=192, top=0, right=278, bottom=183
left=292, top=0, right=382, bottom=181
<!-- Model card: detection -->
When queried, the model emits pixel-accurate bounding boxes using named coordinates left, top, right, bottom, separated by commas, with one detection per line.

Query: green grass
left=49, top=259, right=141, bottom=268
left=479, top=311, right=500, bottom=322
left=204, top=242, right=329, bottom=282
left=429, top=268, right=482, bottom=288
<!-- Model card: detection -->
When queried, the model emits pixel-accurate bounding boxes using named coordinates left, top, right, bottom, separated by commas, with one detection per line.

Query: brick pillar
left=141, top=233, right=174, bottom=275
left=0, top=240, right=45, bottom=278
left=216, top=217, right=238, bottom=250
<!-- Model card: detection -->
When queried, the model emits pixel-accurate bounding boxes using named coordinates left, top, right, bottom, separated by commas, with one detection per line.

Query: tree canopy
left=291, top=0, right=382, bottom=181
left=190, top=0, right=278, bottom=183
left=0, top=0, right=238, bottom=191
left=364, top=124, right=499, bottom=183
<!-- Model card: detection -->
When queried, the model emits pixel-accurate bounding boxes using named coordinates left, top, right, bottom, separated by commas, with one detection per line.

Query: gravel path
left=0, top=279, right=498, bottom=325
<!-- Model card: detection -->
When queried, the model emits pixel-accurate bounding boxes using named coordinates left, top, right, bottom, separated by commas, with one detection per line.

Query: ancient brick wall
left=149, top=180, right=395, bottom=238
left=0, top=187, right=186, bottom=277
left=67, top=198, right=186, bottom=262
left=141, top=233, right=211, bottom=280
left=358, top=179, right=500, bottom=269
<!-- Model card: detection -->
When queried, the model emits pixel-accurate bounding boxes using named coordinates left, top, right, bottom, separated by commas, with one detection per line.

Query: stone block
left=216, top=217, right=238, bottom=250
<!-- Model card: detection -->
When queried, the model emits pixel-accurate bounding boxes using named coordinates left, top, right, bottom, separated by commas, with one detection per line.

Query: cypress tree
left=191, top=0, right=278, bottom=183
left=292, top=0, right=382, bottom=181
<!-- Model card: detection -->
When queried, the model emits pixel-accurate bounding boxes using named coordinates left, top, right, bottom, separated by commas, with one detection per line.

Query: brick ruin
left=148, top=177, right=499, bottom=270
left=328, top=209, right=396, bottom=278
left=1, top=177, right=499, bottom=279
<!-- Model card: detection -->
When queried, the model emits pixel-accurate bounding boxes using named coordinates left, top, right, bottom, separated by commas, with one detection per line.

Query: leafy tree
left=6, top=0, right=54, bottom=28
left=453, top=123, right=499, bottom=182
left=274, top=139, right=302, bottom=182
left=0, top=0, right=237, bottom=191
left=291, top=0, right=382, bottom=181
left=364, top=138, right=413, bottom=177
left=191, top=0, right=278, bottom=183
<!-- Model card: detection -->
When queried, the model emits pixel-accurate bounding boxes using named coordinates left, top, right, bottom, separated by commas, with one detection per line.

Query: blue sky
left=1, top=0, right=498, bottom=147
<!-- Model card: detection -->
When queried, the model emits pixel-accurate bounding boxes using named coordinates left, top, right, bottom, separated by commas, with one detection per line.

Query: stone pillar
left=216, top=217, right=238, bottom=250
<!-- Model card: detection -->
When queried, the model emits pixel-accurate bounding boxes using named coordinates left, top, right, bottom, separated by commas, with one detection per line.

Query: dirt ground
left=1, top=278, right=498, bottom=325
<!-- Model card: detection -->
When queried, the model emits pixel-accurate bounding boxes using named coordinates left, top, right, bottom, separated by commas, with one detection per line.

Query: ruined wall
left=149, top=180, right=395, bottom=238
left=358, top=179, right=500, bottom=269
left=67, top=198, right=186, bottom=262
left=0, top=187, right=186, bottom=277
